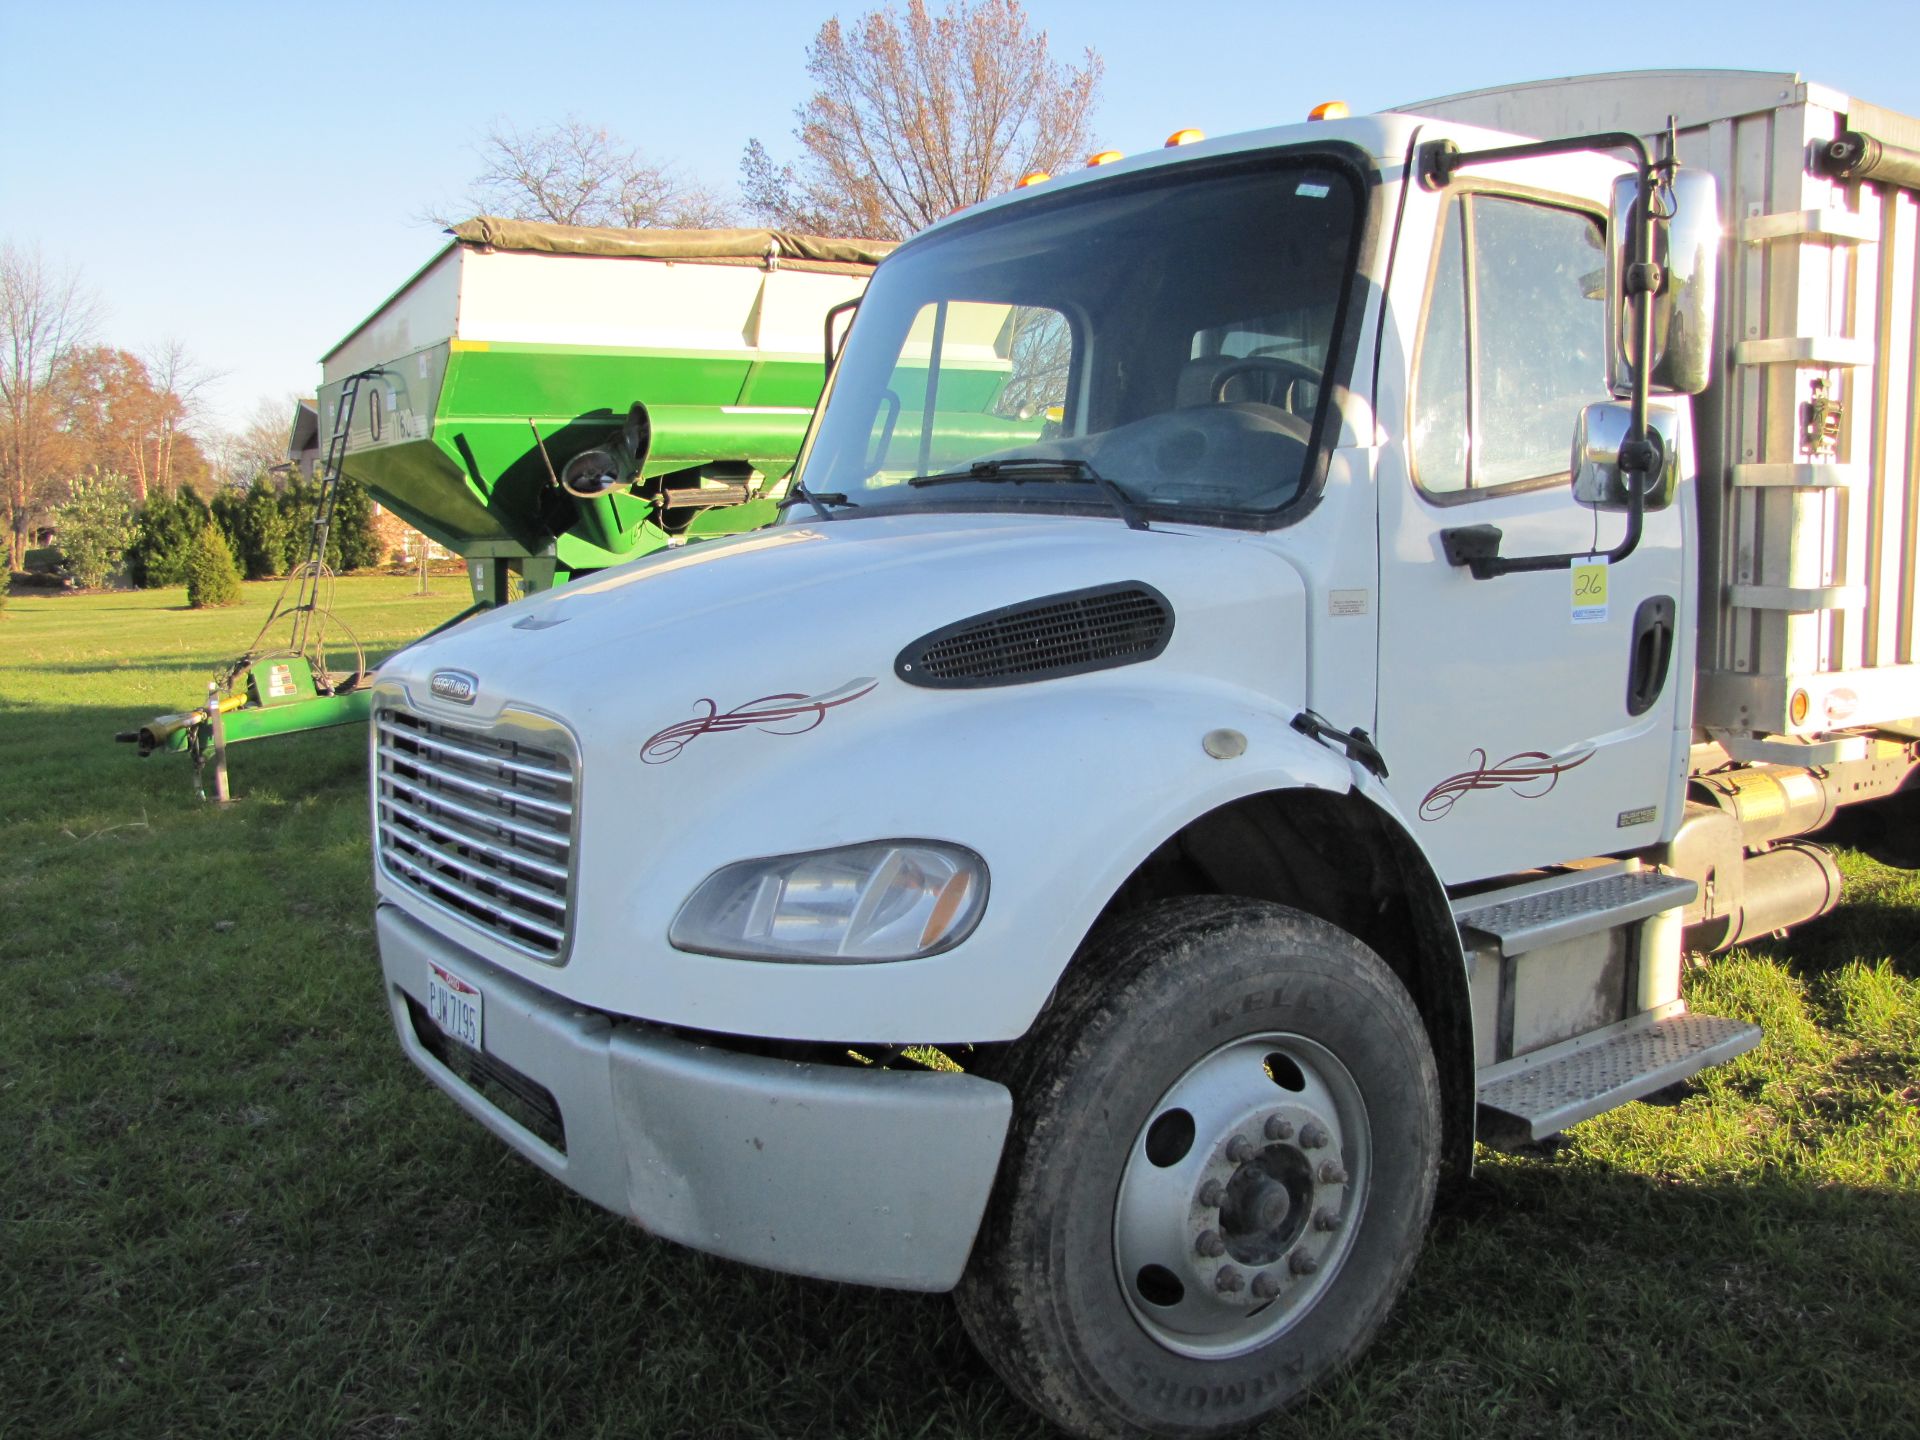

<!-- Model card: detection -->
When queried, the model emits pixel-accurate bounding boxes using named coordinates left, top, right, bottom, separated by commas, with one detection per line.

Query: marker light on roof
left=1308, top=101, right=1350, bottom=121
left=1086, top=150, right=1123, bottom=166
left=1164, top=128, right=1205, bottom=147
left=1016, top=170, right=1052, bottom=187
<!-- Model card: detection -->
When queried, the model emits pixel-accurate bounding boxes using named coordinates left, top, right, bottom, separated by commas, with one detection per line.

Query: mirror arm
left=1427, top=128, right=1665, bottom=581
left=823, top=297, right=860, bottom=378
left=1441, top=476, right=1646, bottom=580
left=1418, top=130, right=1650, bottom=190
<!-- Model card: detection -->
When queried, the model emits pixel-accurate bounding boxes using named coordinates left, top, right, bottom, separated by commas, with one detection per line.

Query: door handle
left=1626, top=595, right=1675, bottom=716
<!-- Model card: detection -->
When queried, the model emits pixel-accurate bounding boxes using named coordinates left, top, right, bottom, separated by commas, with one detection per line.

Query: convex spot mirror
left=1571, top=400, right=1682, bottom=511
left=1607, top=169, right=1720, bottom=397
left=560, top=401, right=652, bottom=499
left=561, top=447, right=624, bottom=499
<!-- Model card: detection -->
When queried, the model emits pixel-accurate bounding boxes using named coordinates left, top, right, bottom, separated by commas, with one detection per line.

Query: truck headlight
left=669, top=841, right=987, bottom=962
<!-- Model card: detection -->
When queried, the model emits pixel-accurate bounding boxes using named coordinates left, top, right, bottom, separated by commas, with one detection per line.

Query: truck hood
left=373, top=510, right=1319, bottom=1037
left=385, top=511, right=1302, bottom=724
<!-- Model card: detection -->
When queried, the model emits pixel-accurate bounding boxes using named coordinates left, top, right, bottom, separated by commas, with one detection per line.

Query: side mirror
left=1572, top=400, right=1681, bottom=511
left=1607, top=169, right=1720, bottom=397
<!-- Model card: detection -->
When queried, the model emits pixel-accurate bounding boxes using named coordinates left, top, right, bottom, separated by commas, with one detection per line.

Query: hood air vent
left=897, top=582, right=1174, bottom=689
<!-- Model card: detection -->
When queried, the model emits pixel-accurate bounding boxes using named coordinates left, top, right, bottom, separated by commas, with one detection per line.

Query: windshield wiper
left=775, top=482, right=861, bottom=520
left=907, top=457, right=1148, bottom=532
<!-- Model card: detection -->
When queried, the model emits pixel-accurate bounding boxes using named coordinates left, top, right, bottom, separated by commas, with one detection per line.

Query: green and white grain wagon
left=125, top=219, right=892, bottom=775
left=320, top=218, right=893, bottom=604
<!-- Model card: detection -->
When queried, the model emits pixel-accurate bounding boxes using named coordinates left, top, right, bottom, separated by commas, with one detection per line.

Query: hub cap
left=1114, top=1033, right=1370, bottom=1358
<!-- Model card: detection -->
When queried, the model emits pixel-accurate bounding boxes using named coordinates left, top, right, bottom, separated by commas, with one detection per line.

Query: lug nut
left=1196, top=1229, right=1227, bottom=1258
left=1313, top=1207, right=1343, bottom=1233
left=1251, top=1271, right=1282, bottom=1300
left=1264, top=1115, right=1295, bottom=1142
left=1299, top=1121, right=1330, bottom=1150
left=1215, top=1266, right=1245, bottom=1294
left=1226, top=1134, right=1256, bottom=1164
left=1317, top=1161, right=1348, bottom=1185
left=1289, top=1249, right=1319, bottom=1277
left=1197, top=1180, right=1226, bottom=1208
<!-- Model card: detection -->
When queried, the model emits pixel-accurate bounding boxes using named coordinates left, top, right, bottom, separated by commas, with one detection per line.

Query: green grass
left=3, top=580, right=1917, bottom=1439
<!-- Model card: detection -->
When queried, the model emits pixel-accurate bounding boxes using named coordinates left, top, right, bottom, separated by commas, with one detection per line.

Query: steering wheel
left=1208, top=356, right=1322, bottom=416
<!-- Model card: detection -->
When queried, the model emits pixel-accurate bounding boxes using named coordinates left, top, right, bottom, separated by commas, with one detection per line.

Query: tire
left=955, top=896, right=1440, bottom=1440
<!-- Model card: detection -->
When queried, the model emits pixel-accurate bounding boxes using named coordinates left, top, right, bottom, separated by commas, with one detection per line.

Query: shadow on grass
left=2, top=948, right=1915, bottom=1432
left=17, top=643, right=422, bottom=680
left=5, top=594, right=155, bottom=610
left=0, top=701, right=371, bottom=828
left=18, top=655, right=279, bottom=677
left=1348, top=1154, right=1920, bottom=1438
left=9, top=1099, right=1913, bottom=1440
left=1744, top=875, right=1920, bottom=978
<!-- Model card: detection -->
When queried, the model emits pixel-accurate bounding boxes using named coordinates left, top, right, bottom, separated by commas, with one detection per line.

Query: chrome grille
left=375, top=708, right=576, bottom=962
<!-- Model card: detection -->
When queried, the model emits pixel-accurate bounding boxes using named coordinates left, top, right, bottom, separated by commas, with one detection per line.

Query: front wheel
left=956, top=898, right=1440, bottom=1439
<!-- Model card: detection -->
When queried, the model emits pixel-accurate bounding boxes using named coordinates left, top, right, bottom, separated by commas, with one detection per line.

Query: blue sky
left=5, top=0, right=1917, bottom=435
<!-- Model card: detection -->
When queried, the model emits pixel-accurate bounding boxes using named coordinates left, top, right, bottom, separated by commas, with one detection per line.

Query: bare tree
left=1, top=242, right=99, bottom=569
left=432, top=118, right=736, bottom=230
left=211, top=393, right=303, bottom=490
left=742, top=0, right=1102, bottom=241
left=992, top=308, right=1075, bottom=420
left=143, top=341, right=221, bottom=499
left=142, top=338, right=222, bottom=497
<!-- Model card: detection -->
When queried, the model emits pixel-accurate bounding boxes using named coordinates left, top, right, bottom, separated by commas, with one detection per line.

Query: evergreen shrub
left=128, top=492, right=212, bottom=587
left=185, top=524, right=243, bottom=608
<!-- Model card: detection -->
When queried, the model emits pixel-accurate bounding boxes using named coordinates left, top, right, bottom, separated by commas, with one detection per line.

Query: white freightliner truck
left=371, top=72, right=1920, bottom=1439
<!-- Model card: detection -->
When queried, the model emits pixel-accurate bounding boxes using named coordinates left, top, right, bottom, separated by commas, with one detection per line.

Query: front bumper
left=378, top=904, right=1013, bottom=1291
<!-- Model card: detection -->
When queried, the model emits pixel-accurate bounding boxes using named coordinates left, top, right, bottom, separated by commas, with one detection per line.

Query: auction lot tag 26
left=1572, top=557, right=1609, bottom=624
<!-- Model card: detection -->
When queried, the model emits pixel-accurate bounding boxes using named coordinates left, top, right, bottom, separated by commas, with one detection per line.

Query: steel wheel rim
left=1113, top=1032, right=1371, bottom=1359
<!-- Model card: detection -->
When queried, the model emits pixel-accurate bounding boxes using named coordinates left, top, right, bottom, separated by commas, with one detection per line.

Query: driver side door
left=1374, top=176, right=1688, bottom=887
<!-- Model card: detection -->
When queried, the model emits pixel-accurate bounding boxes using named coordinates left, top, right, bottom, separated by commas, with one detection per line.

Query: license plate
left=425, top=961, right=484, bottom=1052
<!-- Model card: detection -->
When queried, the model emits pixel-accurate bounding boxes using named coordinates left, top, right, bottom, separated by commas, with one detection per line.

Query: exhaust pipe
left=1684, top=840, right=1843, bottom=953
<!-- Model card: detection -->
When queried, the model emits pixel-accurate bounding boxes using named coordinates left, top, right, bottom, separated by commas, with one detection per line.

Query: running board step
left=1452, top=867, right=1696, bottom=957
left=1476, top=1004, right=1762, bottom=1148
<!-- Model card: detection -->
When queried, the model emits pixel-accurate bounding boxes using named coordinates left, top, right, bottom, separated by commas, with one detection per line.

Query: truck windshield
left=790, top=156, right=1360, bottom=525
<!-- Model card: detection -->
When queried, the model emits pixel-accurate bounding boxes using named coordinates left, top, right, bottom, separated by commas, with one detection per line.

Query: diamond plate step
left=1476, top=1005, right=1762, bottom=1148
left=1453, top=868, right=1696, bottom=957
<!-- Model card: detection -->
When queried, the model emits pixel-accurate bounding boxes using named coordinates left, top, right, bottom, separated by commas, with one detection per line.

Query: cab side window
left=1411, top=203, right=1469, bottom=492
left=1411, top=193, right=1606, bottom=496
